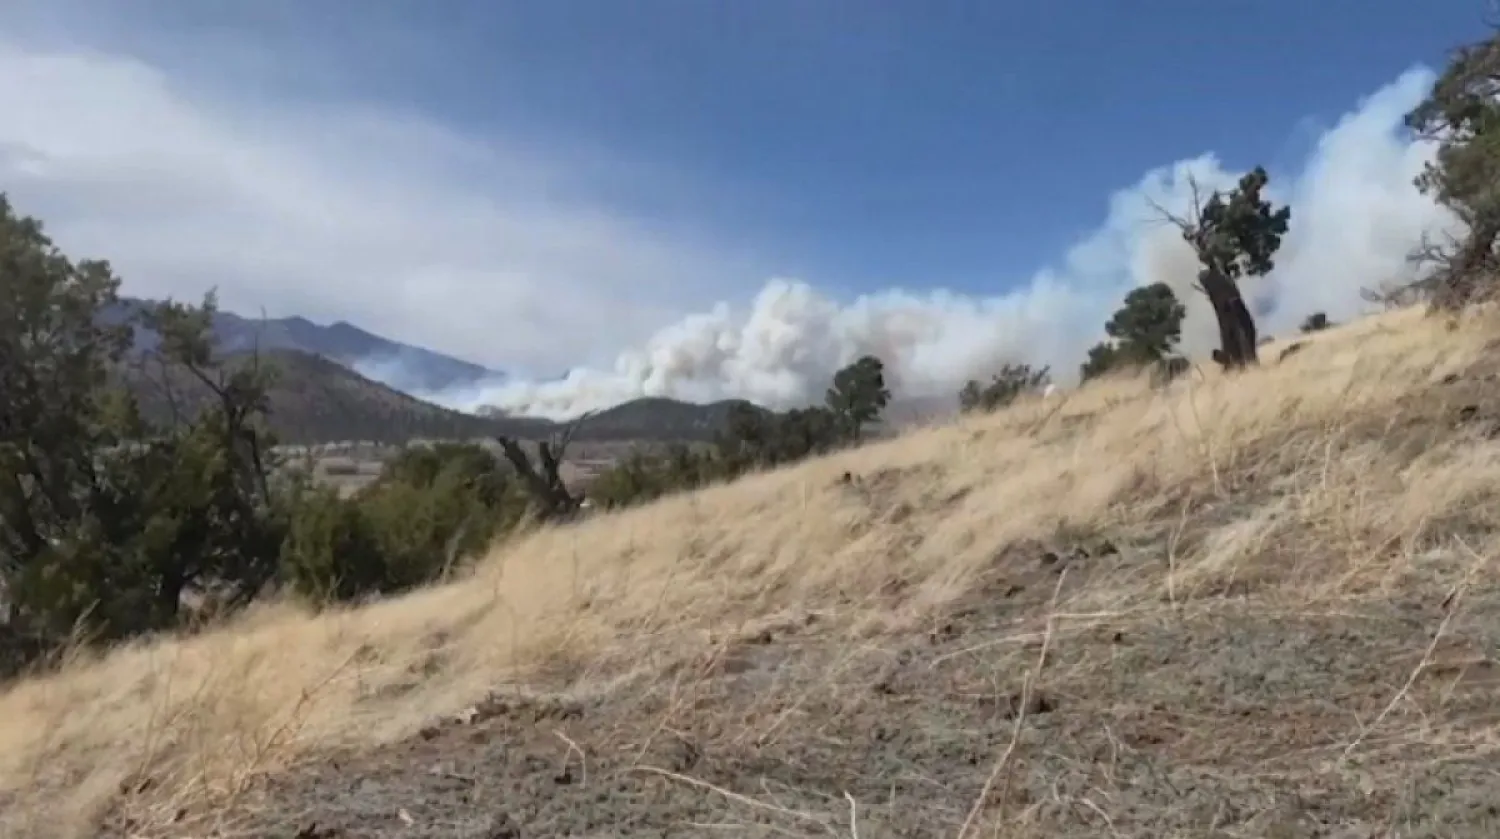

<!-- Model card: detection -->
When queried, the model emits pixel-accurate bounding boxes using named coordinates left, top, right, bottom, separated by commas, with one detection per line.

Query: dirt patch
left=99, top=579, right=1500, bottom=838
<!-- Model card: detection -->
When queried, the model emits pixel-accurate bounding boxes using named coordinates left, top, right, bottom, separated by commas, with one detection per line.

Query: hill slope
left=118, top=348, right=553, bottom=445
left=118, top=349, right=760, bottom=444
left=104, top=297, right=506, bottom=393
left=581, top=396, right=764, bottom=441
left=10, top=309, right=1500, bottom=837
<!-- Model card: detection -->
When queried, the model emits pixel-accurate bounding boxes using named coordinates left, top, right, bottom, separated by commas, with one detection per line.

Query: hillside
left=7, top=308, right=1500, bottom=836
left=583, top=396, right=766, bottom=441
left=104, top=297, right=506, bottom=393
left=118, top=349, right=760, bottom=445
left=117, top=348, right=553, bottom=445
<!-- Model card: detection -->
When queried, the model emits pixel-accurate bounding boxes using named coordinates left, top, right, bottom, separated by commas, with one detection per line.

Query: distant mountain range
left=103, top=297, right=506, bottom=393
left=105, top=295, right=952, bottom=446
left=105, top=296, right=776, bottom=445
left=119, top=347, right=771, bottom=446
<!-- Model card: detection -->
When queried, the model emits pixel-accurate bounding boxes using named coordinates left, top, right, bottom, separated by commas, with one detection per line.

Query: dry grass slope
left=7, top=308, right=1500, bottom=837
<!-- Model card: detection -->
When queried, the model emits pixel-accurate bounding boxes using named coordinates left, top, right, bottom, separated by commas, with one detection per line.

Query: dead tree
left=495, top=411, right=595, bottom=522
left=1150, top=168, right=1291, bottom=372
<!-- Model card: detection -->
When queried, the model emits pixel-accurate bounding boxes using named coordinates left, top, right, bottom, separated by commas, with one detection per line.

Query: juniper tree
left=1156, top=169, right=1291, bottom=370
left=1402, top=30, right=1500, bottom=308
left=825, top=355, right=890, bottom=443
left=1080, top=282, right=1187, bottom=382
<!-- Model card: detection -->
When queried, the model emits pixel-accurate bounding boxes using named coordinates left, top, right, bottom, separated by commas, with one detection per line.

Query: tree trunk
left=1200, top=270, right=1259, bottom=370
left=494, top=436, right=581, bottom=521
left=156, top=567, right=185, bottom=627
left=1434, top=218, right=1500, bottom=310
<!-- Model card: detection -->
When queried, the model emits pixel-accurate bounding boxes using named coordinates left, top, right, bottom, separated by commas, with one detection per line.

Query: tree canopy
left=1167, top=168, right=1292, bottom=370
left=1402, top=31, right=1500, bottom=307
left=825, top=355, right=891, bottom=442
left=1081, top=282, right=1187, bottom=382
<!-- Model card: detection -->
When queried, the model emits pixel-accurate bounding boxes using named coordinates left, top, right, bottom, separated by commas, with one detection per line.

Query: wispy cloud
left=0, top=8, right=1463, bottom=421
left=0, top=21, right=764, bottom=377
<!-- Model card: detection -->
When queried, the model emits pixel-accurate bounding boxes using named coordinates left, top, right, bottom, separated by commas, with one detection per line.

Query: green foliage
left=774, top=406, right=844, bottom=462
left=1079, top=342, right=1123, bottom=383
left=1106, top=284, right=1185, bottom=361
left=590, top=357, right=891, bottom=510
left=587, top=443, right=723, bottom=509
left=958, top=364, right=1051, bottom=413
left=1404, top=32, right=1500, bottom=307
left=1177, top=168, right=1291, bottom=369
left=1080, top=283, right=1187, bottom=382
left=825, top=355, right=891, bottom=442
left=0, top=196, right=286, bottom=653
left=0, top=194, right=531, bottom=674
left=1189, top=168, right=1293, bottom=283
left=278, top=483, right=385, bottom=603
left=1300, top=312, right=1332, bottom=333
left=279, top=442, right=526, bottom=604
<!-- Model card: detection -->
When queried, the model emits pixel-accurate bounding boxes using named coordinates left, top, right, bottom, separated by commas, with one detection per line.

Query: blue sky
left=72, top=0, right=1479, bottom=289
left=0, top=0, right=1481, bottom=414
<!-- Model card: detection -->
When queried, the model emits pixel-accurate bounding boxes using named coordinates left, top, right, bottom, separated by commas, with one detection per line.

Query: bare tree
left=495, top=411, right=595, bottom=522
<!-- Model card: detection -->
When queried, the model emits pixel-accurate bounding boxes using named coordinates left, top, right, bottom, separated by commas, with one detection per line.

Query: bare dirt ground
left=142, top=571, right=1500, bottom=838
left=8, top=309, right=1500, bottom=838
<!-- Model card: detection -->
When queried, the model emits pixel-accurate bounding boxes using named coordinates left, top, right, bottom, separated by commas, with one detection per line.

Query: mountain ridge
left=105, top=296, right=507, bottom=394
left=107, top=296, right=938, bottom=444
left=117, top=345, right=767, bottom=446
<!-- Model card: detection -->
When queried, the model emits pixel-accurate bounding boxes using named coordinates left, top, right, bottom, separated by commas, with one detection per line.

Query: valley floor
left=6, top=308, right=1500, bottom=838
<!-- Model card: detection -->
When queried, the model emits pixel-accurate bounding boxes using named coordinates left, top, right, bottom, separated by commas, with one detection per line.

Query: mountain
left=101, top=297, right=801, bottom=445
left=117, top=349, right=548, bottom=446
left=104, top=297, right=505, bottom=393
left=116, top=348, right=755, bottom=446
left=583, top=397, right=764, bottom=441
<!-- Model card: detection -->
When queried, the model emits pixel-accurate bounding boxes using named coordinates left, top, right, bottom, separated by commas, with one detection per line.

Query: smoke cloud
left=430, top=66, right=1460, bottom=421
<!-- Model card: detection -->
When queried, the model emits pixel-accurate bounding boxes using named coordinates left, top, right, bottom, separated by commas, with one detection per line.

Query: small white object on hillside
left=1042, top=384, right=1058, bottom=399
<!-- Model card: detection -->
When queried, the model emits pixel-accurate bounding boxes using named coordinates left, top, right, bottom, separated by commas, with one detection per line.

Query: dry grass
left=4, top=305, right=1500, bottom=836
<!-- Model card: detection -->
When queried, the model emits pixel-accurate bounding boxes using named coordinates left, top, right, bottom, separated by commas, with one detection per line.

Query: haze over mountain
left=105, top=297, right=507, bottom=394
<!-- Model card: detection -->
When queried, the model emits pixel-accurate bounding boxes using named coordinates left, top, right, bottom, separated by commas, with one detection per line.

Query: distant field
left=275, top=438, right=657, bottom=497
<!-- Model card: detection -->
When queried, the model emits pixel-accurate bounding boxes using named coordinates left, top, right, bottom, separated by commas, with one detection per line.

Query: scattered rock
left=980, top=690, right=1058, bottom=719
left=928, top=622, right=959, bottom=644
left=667, top=735, right=702, bottom=771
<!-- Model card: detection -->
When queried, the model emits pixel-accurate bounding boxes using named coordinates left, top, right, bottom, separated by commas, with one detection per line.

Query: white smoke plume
left=438, top=66, right=1461, bottom=421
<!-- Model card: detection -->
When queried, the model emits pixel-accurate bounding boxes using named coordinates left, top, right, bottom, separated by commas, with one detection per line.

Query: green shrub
left=280, top=441, right=528, bottom=604
left=279, top=485, right=385, bottom=603
left=959, top=364, right=1051, bottom=413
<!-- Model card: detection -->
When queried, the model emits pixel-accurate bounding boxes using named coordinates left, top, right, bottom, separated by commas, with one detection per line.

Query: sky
left=0, top=0, right=1483, bottom=418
